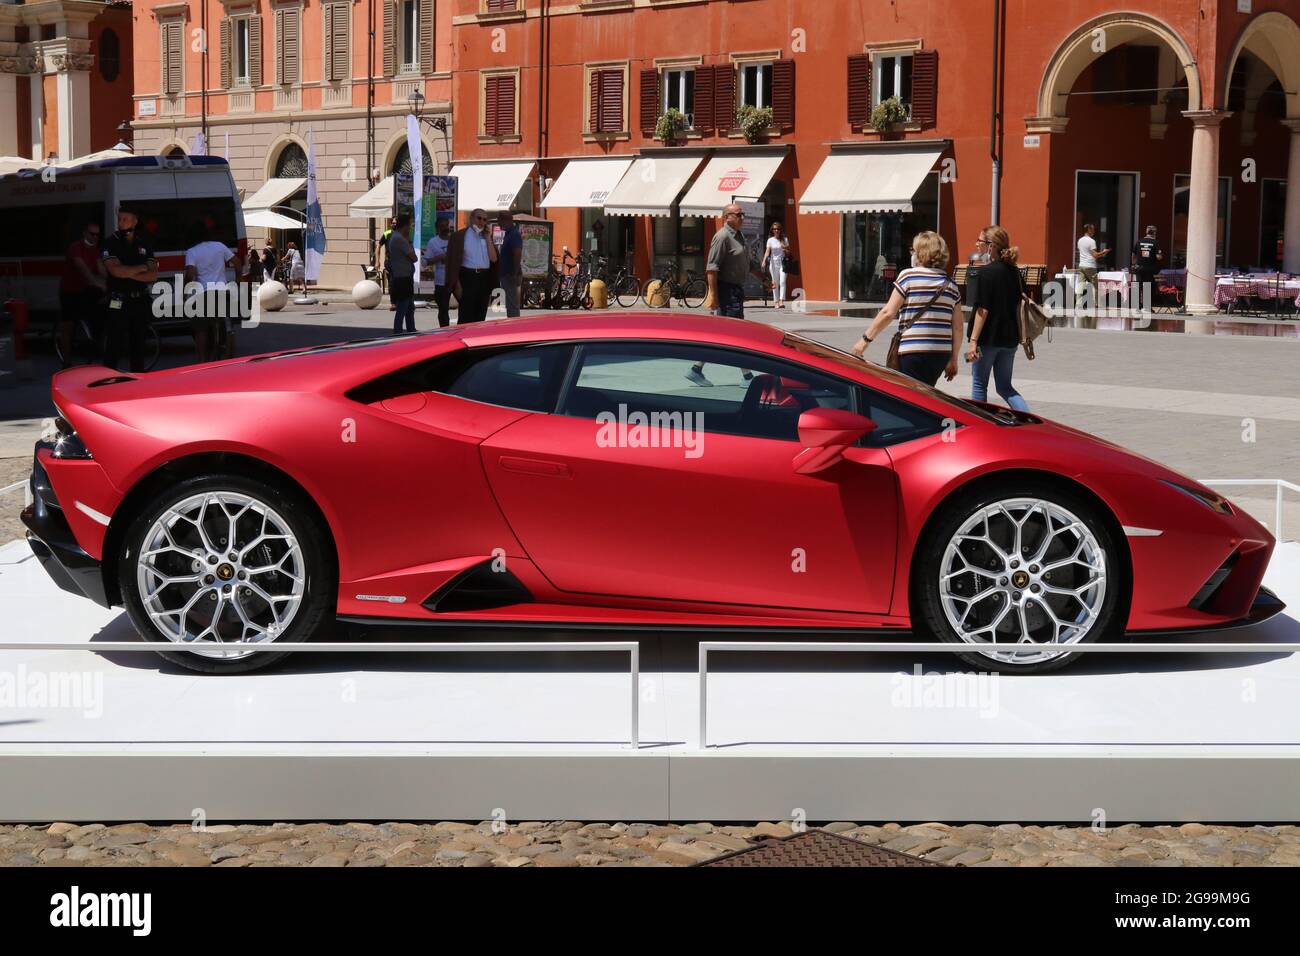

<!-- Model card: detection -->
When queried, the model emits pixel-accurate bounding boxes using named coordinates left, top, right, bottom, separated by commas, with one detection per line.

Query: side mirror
left=792, top=408, right=877, bottom=475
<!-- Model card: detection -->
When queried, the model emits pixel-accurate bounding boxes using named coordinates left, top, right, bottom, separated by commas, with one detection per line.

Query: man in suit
left=445, top=208, right=498, bottom=324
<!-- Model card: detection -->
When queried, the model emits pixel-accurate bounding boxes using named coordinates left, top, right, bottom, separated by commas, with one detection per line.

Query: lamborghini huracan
left=23, top=313, right=1283, bottom=674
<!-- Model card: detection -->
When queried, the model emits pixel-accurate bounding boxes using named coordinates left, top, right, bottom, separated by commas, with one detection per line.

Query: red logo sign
left=717, top=167, right=750, bottom=192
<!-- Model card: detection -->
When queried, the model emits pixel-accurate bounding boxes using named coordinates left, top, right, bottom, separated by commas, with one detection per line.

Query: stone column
left=1284, top=119, right=1300, bottom=276
left=0, top=28, right=18, bottom=156
left=1182, top=111, right=1231, bottom=330
left=54, top=54, right=93, bottom=161
left=29, top=64, right=44, bottom=160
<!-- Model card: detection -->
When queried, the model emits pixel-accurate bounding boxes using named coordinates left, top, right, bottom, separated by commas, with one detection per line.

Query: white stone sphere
left=352, top=279, right=383, bottom=309
left=258, top=280, right=289, bottom=312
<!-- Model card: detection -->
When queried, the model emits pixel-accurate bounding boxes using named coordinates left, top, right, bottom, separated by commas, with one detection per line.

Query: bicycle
left=649, top=264, right=707, bottom=309
left=598, top=258, right=643, bottom=308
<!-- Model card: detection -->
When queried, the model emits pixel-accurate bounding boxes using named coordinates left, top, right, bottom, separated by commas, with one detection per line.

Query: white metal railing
left=697, top=640, right=1300, bottom=749
left=1199, top=478, right=1298, bottom=544
left=0, top=640, right=642, bottom=749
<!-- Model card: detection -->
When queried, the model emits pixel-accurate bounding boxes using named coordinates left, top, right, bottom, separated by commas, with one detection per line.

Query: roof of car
left=453, top=312, right=787, bottom=349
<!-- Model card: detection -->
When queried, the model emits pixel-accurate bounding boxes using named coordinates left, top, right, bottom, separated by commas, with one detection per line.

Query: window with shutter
left=382, top=1, right=396, bottom=77
left=419, top=0, right=433, bottom=73
left=249, top=15, right=262, bottom=86
left=484, top=0, right=517, bottom=10
left=483, top=74, right=517, bottom=137
left=771, top=58, right=794, bottom=129
left=714, top=63, right=736, bottom=128
left=162, top=21, right=183, bottom=95
left=219, top=18, right=231, bottom=89
left=910, top=49, right=938, bottom=128
left=693, top=64, right=715, bottom=133
left=589, top=68, right=624, bottom=134
left=847, top=53, right=871, bottom=129
left=639, top=68, right=659, bottom=135
left=278, top=7, right=300, bottom=86
left=332, top=3, right=353, bottom=82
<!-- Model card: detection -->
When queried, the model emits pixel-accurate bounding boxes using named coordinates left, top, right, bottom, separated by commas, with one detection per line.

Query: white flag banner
left=189, top=131, right=206, bottom=156
left=304, top=127, right=326, bottom=283
left=406, top=113, right=424, bottom=276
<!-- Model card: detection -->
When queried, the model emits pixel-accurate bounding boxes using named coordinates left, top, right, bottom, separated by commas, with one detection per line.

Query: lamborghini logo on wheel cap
left=216, top=564, right=235, bottom=581
left=1012, top=570, right=1030, bottom=589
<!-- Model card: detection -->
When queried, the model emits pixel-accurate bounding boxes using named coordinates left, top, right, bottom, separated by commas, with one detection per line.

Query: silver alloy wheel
left=938, top=498, right=1107, bottom=665
left=135, top=491, right=305, bottom=659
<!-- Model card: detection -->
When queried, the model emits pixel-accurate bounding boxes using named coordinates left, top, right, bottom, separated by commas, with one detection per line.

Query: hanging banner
left=738, top=200, right=766, bottom=298
left=304, top=128, right=326, bottom=283
left=519, top=220, right=554, bottom=280
left=406, top=115, right=424, bottom=274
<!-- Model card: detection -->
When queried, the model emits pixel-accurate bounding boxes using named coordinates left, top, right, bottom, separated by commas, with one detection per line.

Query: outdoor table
left=1213, top=274, right=1300, bottom=311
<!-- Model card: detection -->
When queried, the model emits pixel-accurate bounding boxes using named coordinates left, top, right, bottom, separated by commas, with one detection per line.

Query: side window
left=433, top=345, right=572, bottom=412
left=560, top=342, right=852, bottom=443
left=857, top=385, right=946, bottom=447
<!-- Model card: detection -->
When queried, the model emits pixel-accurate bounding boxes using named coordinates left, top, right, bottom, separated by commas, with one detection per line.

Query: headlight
left=42, top=410, right=93, bottom=460
left=1161, top=480, right=1232, bottom=515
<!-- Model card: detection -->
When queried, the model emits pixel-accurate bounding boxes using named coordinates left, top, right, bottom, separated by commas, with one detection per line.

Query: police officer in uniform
left=101, top=207, right=158, bottom=371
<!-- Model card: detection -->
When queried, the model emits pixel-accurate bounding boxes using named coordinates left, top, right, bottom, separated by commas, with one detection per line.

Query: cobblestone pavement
left=2, top=821, right=1298, bottom=867
left=0, top=456, right=28, bottom=547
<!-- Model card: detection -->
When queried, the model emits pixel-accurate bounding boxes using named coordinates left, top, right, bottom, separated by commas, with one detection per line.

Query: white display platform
left=1, top=538, right=1299, bottom=823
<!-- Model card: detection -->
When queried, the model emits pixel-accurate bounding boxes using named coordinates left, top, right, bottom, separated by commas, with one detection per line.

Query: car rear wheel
left=914, top=483, right=1124, bottom=674
left=119, top=474, right=335, bottom=674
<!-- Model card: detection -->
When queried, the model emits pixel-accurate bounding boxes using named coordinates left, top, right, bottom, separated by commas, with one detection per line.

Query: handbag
left=886, top=283, right=949, bottom=371
left=782, top=256, right=798, bottom=275
left=1016, top=269, right=1051, bottom=360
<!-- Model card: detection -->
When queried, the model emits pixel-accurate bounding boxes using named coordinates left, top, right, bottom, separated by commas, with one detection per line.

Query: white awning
left=242, top=177, right=306, bottom=211
left=603, top=155, right=707, bottom=217
left=448, top=161, right=536, bottom=212
left=244, top=208, right=303, bottom=231
left=677, top=151, right=787, bottom=217
left=799, top=145, right=946, bottom=214
left=539, top=157, right=634, bottom=209
left=349, top=176, right=394, bottom=219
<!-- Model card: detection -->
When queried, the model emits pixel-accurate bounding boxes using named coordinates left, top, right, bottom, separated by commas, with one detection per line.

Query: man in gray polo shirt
left=687, top=204, right=753, bottom=387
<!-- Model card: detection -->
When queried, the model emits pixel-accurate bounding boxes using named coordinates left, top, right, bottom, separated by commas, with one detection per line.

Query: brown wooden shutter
left=593, top=69, right=623, bottom=133
left=486, top=74, right=515, bottom=136
left=163, top=21, right=182, bottom=95
left=323, top=6, right=334, bottom=80
left=281, top=8, right=300, bottom=85
left=486, top=0, right=516, bottom=10
left=249, top=15, right=262, bottom=86
left=484, top=75, right=499, bottom=135
left=847, top=53, right=870, bottom=129
left=219, top=18, right=231, bottom=89
left=639, top=68, right=659, bottom=135
left=693, top=64, right=715, bottom=133
left=771, top=57, right=795, bottom=130
left=419, top=0, right=433, bottom=72
left=590, top=70, right=603, bottom=134
left=332, top=4, right=348, bottom=81
left=382, top=0, right=396, bottom=77
left=714, top=63, right=735, bottom=130
left=500, top=74, right=516, bottom=135
left=911, top=48, right=938, bottom=128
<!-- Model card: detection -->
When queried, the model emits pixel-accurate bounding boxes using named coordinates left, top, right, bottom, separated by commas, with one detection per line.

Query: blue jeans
left=972, top=345, right=1029, bottom=411
left=717, top=281, right=745, bottom=319
left=390, top=275, right=416, bottom=333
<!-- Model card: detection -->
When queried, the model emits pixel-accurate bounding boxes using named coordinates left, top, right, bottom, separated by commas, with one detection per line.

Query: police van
left=0, top=153, right=246, bottom=324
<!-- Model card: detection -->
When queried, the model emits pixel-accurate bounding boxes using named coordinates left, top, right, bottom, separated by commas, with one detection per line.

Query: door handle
left=498, top=456, right=572, bottom=478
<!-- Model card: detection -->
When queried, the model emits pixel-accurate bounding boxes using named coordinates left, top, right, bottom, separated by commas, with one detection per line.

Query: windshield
left=780, top=332, right=1019, bottom=425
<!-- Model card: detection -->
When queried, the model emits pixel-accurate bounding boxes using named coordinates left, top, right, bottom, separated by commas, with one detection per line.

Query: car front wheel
left=914, top=483, right=1124, bottom=674
left=119, top=473, right=335, bottom=674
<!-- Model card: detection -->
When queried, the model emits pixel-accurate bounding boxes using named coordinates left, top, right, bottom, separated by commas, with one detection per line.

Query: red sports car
left=23, top=314, right=1283, bottom=674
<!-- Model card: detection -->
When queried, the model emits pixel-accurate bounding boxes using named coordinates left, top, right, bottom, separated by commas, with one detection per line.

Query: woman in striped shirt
left=851, top=231, right=962, bottom=387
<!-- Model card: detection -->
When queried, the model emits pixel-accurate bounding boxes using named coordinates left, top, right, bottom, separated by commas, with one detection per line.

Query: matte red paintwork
left=43, top=313, right=1274, bottom=634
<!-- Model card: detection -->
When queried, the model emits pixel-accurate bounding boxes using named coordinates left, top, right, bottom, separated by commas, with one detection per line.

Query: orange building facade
left=129, top=0, right=454, bottom=287
left=0, top=0, right=134, bottom=162
left=449, top=0, right=1300, bottom=312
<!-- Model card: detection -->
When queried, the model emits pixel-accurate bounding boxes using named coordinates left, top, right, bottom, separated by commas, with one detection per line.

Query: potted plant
left=870, top=96, right=909, bottom=135
left=655, top=108, right=688, bottom=146
left=736, top=105, right=773, bottom=144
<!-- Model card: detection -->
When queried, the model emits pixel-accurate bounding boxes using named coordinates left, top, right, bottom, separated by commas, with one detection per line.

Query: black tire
left=615, top=275, right=642, bottom=308
left=912, top=480, right=1125, bottom=675
left=682, top=277, right=708, bottom=309
left=119, top=472, right=336, bottom=674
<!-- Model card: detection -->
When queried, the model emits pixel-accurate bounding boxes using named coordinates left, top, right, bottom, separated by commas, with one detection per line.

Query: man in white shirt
left=446, top=208, right=498, bottom=324
left=1076, top=224, right=1109, bottom=295
left=184, top=226, right=238, bottom=362
left=423, top=217, right=452, bottom=327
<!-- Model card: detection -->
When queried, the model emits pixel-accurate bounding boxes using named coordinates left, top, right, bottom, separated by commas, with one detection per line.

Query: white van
left=0, top=153, right=246, bottom=323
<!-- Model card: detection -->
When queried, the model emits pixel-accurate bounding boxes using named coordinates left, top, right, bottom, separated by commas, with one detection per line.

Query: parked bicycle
left=54, top=303, right=162, bottom=371
left=649, top=263, right=707, bottom=309
left=594, top=257, right=642, bottom=308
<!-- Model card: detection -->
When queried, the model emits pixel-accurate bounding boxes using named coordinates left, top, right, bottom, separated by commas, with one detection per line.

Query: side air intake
left=423, top=561, right=534, bottom=613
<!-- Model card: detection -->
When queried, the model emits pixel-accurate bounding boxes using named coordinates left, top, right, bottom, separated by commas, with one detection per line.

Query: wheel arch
left=907, top=467, right=1133, bottom=621
left=101, top=451, right=339, bottom=607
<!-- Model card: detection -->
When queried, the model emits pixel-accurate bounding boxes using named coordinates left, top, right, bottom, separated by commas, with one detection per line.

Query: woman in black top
left=965, top=226, right=1030, bottom=411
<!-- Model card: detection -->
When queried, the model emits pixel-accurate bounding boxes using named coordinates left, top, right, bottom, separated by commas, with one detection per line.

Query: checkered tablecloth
left=1214, top=276, right=1300, bottom=310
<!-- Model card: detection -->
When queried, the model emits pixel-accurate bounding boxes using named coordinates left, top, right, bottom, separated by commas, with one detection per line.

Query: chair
left=1018, top=264, right=1047, bottom=302
left=953, top=263, right=970, bottom=301
left=1230, top=276, right=1259, bottom=316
